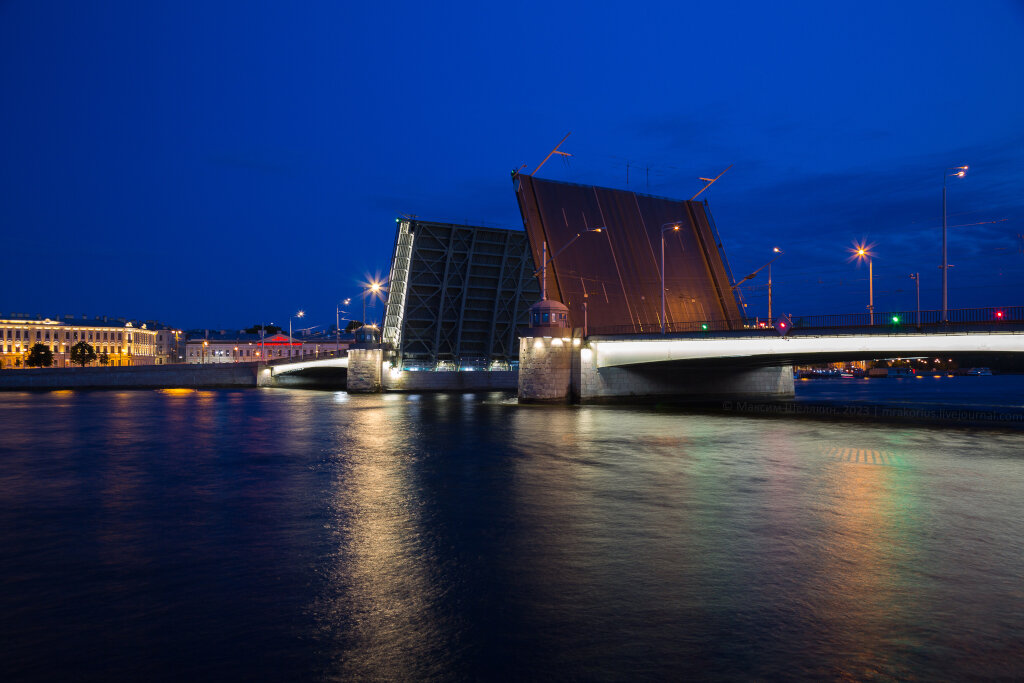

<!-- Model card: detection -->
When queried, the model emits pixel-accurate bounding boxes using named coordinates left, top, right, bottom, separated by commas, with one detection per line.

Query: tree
left=69, top=341, right=97, bottom=367
left=26, top=343, right=54, bottom=368
left=98, top=352, right=110, bottom=366
left=345, top=320, right=364, bottom=333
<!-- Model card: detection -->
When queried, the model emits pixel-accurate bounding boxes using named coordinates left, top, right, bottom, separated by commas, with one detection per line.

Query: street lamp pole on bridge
left=942, top=165, right=968, bottom=323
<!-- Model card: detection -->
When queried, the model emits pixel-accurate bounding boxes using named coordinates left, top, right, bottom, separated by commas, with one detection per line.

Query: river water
left=1, top=380, right=1023, bottom=680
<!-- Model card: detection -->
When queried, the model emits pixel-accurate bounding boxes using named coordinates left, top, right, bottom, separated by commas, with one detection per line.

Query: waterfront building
left=149, top=324, right=184, bottom=364
left=183, top=331, right=351, bottom=363
left=381, top=218, right=540, bottom=370
left=0, top=314, right=159, bottom=368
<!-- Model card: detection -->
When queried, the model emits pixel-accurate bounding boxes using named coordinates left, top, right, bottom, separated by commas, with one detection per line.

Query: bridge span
left=519, top=306, right=1024, bottom=403
left=591, top=330, right=1024, bottom=368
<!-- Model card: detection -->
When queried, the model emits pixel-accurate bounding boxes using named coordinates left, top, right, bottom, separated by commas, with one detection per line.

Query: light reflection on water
left=0, top=388, right=1022, bottom=680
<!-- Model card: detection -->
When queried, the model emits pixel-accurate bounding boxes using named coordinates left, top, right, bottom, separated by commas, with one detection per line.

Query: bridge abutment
left=518, top=335, right=575, bottom=402
left=346, top=349, right=383, bottom=393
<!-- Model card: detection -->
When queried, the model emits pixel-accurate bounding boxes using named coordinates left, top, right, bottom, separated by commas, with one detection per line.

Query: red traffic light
left=995, top=310, right=1004, bottom=319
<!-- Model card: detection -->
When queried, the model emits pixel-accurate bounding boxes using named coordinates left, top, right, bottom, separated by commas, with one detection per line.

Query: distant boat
left=966, top=367, right=993, bottom=376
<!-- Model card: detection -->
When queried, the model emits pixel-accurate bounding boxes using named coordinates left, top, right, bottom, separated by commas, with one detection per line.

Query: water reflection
left=315, top=397, right=448, bottom=680
left=0, top=390, right=1021, bottom=680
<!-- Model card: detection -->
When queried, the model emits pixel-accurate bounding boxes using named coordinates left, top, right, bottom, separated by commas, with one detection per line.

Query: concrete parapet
left=0, top=363, right=259, bottom=390
left=346, top=349, right=383, bottom=393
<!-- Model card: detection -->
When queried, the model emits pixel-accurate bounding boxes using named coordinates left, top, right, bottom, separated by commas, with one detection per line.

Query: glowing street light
left=849, top=241, right=876, bottom=325
left=768, top=247, right=783, bottom=321
left=942, top=165, right=967, bottom=322
left=289, top=310, right=304, bottom=358
left=363, top=281, right=384, bottom=325
left=730, top=248, right=784, bottom=321
left=336, top=298, right=352, bottom=352
left=660, top=221, right=683, bottom=334
left=910, top=272, right=921, bottom=328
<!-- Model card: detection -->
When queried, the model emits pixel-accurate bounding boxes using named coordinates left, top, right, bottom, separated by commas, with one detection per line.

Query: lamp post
left=289, top=310, right=304, bottom=358
left=336, top=298, right=351, bottom=353
left=730, top=249, right=784, bottom=322
left=942, top=165, right=968, bottom=322
left=910, top=272, right=921, bottom=328
left=851, top=244, right=875, bottom=325
left=660, top=222, right=682, bottom=334
left=532, top=228, right=604, bottom=300
left=363, top=283, right=381, bottom=326
left=768, top=247, right=782, bottom=321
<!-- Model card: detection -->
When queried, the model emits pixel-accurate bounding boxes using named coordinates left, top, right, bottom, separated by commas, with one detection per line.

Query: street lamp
left=363, top=282, right=382, bottom=325
left=533, top=228, right=604, bottom=300
left=289, top=310, right=304, bottom=358
left=660, top=221, right=682, bottom=334
left=730, top=248, right=784, bottom=321
left=942, top=164, right=968, bottom=322
left=768, top=247, right=783, bottom=321
left=909, top=273, right=921, bottom=328
left=849, top=242, right=876, bottom=325
left=336, top=298, right=351, bottom=353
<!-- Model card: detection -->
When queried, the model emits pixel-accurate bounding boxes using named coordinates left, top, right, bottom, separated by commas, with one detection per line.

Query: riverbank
left=0, top=363, right=259, bottom=390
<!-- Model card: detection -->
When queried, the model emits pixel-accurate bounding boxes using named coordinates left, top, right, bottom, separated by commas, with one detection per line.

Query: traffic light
left=995, top=310, right=1004, bottom=320
left=891, top=315, right=900, bottom=324
left=700, top=323, right=708, bottom=331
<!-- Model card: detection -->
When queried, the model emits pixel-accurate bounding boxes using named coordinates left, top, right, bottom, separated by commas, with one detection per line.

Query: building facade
left=183, top=332, right=350, bottom=363
left=0, top=315, right=159, bottom=368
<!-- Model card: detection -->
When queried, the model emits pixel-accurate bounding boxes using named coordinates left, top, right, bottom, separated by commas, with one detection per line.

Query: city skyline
left=1, top=1, right=1022, bottom=330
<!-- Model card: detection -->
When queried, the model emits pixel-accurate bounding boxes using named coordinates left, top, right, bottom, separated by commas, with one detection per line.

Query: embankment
left=0, top=363, right=258, bottom=390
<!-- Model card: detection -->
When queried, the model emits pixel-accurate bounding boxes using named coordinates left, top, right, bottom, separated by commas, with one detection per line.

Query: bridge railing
left=264, top=348, right=347, bottom=366
left=587, top=306, right=1024, bottom=337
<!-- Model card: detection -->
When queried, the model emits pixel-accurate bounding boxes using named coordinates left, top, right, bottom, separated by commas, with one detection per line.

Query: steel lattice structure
left=382, top=219, right=540, bottom=368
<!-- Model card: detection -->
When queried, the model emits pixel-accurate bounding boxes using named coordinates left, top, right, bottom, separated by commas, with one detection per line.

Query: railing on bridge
left=588, top=306, right=1024, bottom=337
left=264, top=348, right=347, bottom=366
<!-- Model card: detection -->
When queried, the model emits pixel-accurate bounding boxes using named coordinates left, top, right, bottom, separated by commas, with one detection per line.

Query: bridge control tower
left=518, top=299, right=575, bottom=402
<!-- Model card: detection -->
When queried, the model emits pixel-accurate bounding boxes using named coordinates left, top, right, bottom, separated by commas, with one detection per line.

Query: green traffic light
left=701, top=323, right=708, bottom=330
left=892, top=316, right=900, bottom=323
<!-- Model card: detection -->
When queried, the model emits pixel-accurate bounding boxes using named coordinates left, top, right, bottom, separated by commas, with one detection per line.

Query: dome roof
left=528, top=299, right=570, bottom=329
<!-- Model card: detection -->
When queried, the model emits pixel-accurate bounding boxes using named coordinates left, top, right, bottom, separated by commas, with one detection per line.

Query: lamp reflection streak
left=315, top=403, right=446, bottom=680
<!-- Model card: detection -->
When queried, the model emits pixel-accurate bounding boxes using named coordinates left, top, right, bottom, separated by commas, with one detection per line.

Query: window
left=36, top=330, right=41, bottom=340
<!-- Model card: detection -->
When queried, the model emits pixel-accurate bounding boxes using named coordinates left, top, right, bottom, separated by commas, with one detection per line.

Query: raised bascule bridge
left=263, top=175, right=1024, bottom=400
left=512, top=174, right=1024, bottom=402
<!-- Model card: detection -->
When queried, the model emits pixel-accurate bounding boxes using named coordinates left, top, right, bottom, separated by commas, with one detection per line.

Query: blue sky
left=1, top=1, right=1022, bottom=329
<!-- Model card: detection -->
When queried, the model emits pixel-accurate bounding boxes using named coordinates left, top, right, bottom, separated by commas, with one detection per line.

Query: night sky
left=2, top=1, right=1022, bottom=331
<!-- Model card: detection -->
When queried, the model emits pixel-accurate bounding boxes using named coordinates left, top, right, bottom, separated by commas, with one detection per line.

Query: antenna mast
left=691, top=165, right=733, bottom=201
left=532, top=132, right=573, bottom=176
